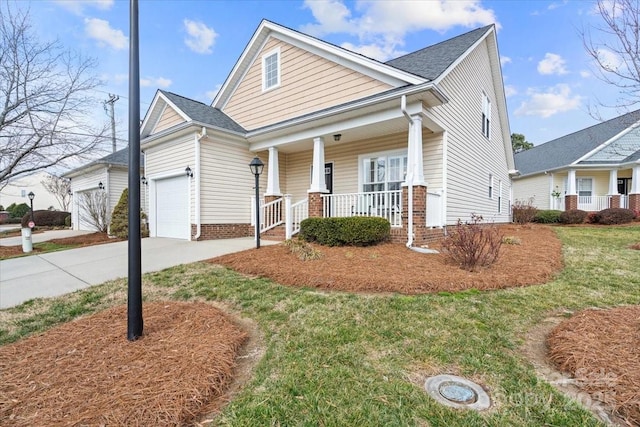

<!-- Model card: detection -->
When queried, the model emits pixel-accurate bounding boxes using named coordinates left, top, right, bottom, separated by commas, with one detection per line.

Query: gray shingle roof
left=64, top=147, right=143, bottom=177
left=160, top=90, right=245, bottom=133
left=385, top=25, right=493, bottom=80
left=514, top=109, right=640, bottom=176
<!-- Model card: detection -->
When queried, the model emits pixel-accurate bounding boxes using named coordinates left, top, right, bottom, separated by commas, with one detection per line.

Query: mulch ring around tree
left=0, top=302, right=247, bottom=426
left=547, top=305, right=640, bottom=426
left=210, top=224, right=563, bottom=293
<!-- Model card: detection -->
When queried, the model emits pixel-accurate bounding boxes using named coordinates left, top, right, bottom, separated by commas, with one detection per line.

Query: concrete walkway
left=0, top=237, right=278, bottom=309
left=0, top=229, right=94, bottom=246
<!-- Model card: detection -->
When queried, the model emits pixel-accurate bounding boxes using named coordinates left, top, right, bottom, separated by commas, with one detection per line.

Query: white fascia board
left=158, top=93, right=192, bottom=123
left=270, top=31, right=424, bottom=87
left=141, top=121, right=246, bottom=151
left=140, top=91, right=164, bottom=137
left=247, top=83, right=447, bottom=140
left=249, top=101, right=423, bottom=151
left=573, top=123, right=640, bottom=164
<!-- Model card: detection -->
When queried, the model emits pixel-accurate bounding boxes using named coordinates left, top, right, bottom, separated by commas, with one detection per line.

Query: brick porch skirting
left=390, top=226, right=446, bottom=245
left=191, top=223, right=253, bottom=241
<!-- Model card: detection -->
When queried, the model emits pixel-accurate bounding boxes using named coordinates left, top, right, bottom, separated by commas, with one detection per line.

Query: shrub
left=284, top=238, right=323, bottom=260
left=502, top=235, right=521, bottom=245
left=64, top=215, right=71, bottom=227
left=534, top=210, right=562, bottom=224
left=559, top=209, right=588, bottom=224
left=299, top=216, right=390, bottom=246
left=591, top=208, right=635, bottom=225
left=441, top=214, right=503, bottom=271
left=21, top=210, right=70, bottom=227
left=109, top=188, right=149, bottom=239
left=512, top=198, right=538, bottom=224
left=7, top=202, right=30, bottom=219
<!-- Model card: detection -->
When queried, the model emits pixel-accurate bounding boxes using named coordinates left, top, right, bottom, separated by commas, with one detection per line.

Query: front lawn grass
left=1, top=226, right=639, bottom=426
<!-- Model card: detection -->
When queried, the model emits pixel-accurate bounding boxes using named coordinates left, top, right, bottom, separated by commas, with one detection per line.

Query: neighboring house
left=63, top=148, right=146, bottom=231
left=0, top=171, right=64, bottom=212
left=513, top=110, right=640, bottom=213
left=141, top=20, right=515, bottom=244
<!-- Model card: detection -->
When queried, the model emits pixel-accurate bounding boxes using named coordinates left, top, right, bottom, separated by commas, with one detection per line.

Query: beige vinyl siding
left=70, top=168, right=108, bottom=231
left=513, top=174, right=551, bottom=209
left=428, top=38, right=512, bottom=224
left=153, top=106, right=184, bottom=134
left=200, top=138, right=255, bottom=224
left=224, top=37, right=393, bottom=130
left=107, top=168, right=128, bottom=217
left=281, top=131, right=443, bottom=204
left=552, top=170, right=616, bottom=196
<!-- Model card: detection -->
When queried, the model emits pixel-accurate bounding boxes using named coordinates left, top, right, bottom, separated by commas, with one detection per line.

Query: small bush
left=64, top=215, right=71, bottom=227
left=299, top=216, right=390, bottom=246
left=502, top=235, right=521, bottom=245
left=109, top=188, right=149, bottom=238
left=441, top=214, right=503, bottom=271
left=559, top=209, right=588, bottom=224
left=21, top=210, right=70, bottom=227
left=7, top=203, right=30, bottom=219
left=512, top=198, right=538, bottom=224
left=534, top=210, right=562, bottom=224
left=591, top=208, right=635, bottom=225
left=284, top=238, right=323, bottom=260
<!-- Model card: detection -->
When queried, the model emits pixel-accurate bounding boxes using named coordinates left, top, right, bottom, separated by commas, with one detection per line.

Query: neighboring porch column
left=565, top=169, right=578, bottom=210
left=629, top=163, right=640, bottom=212
left=407, top=114, right=425, bottom=186
left=308, top=136, right=328, bottom=217
left=608, top=169, right=620, bottom=208
left=265, top=146, right=282, bottom=198
left=404, top=114, right=428, bottom=245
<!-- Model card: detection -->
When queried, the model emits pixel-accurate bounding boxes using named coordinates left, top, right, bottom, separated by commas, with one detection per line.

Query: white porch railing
left=286, top=197, right=308, bottom=239
left=552, top=197, right=565, bottom=211
left=621, top=195, right=629, bottom=209
left=578, top=195, right=610, bottom=211
left=250, top=197, right=284, bottom=233
left=426, top=191, right=443, bottom=227
left=321, top=190, right=402, bottom=227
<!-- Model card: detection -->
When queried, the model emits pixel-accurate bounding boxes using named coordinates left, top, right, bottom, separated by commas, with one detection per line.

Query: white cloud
left=183, top=19, right=217, bottom=54
left=140, top=77, right=172, bottom=88
left=595, top=48, right=622, bottom=72
left=54, top=0, right=113, bottom=14
left=504, top=85, right=517, bottom=97
left=537, top=53, right=568, bottom=75
left=500, top=56, right=512, bottom=66
left=580, top=70, right=591, bottom=78
left=515, top=84, right=583, bottom=118
left=206, top=84, right=223, bottom=101
left=84, top=18, right=127, bottom=50
left=341, top=42, right=406, bottom=61
left=301, top=0, right=498, bottom=61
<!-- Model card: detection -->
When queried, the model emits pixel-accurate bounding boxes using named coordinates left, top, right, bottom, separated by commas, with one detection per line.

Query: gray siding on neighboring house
left=429, top=37, right=511, bottom=224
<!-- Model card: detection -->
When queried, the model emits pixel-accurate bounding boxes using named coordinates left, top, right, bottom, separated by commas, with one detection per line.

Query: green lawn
left=1, top=226, right=639, bottom=426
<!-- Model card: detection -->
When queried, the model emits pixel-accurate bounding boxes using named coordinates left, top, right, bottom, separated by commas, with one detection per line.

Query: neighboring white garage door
left=155, top=176, right=189, bottom=239
left=76, top=190, right=100, bottom=231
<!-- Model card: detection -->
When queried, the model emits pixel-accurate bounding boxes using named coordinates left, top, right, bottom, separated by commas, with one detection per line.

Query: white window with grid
left=482, top=91, right=491, bottom=138
left=577, top=178, right=593, bottom=197
left=362, top=153, right=407, bottom=193
left=262, top=48, right=280, bottom=91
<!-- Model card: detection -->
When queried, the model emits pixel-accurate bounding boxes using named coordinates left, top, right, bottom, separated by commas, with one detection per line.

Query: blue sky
left=25, top=0, right=630, bottom=152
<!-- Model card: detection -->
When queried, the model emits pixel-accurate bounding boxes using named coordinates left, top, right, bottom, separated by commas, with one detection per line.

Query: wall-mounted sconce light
left=141, top=176, right=148, bottom=186
left=68, top=189, right=73, bottom=196
left=98, top=182, right=104, bottom=190
left=185, top=166, right=193, bottom=178
left=333, top=134, right=342, bottom=142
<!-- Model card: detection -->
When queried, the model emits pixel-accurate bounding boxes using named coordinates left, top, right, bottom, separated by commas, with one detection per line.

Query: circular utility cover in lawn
left=425, top=375, right=491, bottom=410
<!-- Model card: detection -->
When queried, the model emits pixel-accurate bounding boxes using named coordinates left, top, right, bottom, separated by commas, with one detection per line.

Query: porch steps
left=261, top=224, right=287, bottom=241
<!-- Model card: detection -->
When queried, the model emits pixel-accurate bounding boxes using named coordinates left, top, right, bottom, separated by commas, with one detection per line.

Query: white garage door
left=155, top=176, right=189, bottom=239
left=76, top=190, right=101, bottom=231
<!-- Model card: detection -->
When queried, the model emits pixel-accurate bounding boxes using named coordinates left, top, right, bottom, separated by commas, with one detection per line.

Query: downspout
left=193, top=127, right=205, bottom=240
left=401, top=95, right=414, bottom=248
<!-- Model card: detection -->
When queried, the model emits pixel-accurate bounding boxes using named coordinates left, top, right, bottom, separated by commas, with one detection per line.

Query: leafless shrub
left=284, top=238, right=323, bottom=261
left=78, top=190, right=109, bottom=233
left=512, top=198, right=538, bottom=224
left=442, top=214, right=503, bottom=271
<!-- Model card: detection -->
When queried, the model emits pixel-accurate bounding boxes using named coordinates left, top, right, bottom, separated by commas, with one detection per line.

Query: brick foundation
left=609, top=195, right=621, bottom=209
left=629, top=194, right=640, bottom=212
left=308, top=192, right=324, bottom=217
left=191, top=223, right=253, bottom=241
left=565, top=195, right=578, bottom=211
left=389, top=226, right=445, bottom=245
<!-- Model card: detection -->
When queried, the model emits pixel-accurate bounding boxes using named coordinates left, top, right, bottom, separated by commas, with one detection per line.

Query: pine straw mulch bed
left=209, top=224, right=563, bottom=293
left=0, top=232, right=119, bottom=259
left=547, top=305, right=640, bottom=426
left=0, top=301, right=247, bottom=426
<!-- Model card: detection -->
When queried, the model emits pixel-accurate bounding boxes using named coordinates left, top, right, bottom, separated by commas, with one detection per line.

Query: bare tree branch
left=78, top=190, right=109, bottom=233
left=41, top=173, right=71, bottom=211
left=0, top=2, right=109, bottom=191
left=582, top=0, right=640, bottom=113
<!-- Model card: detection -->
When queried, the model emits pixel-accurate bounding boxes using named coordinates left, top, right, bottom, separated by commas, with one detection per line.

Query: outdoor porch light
left=185, top=166, right=193, bottom=178
left=98, top=181, right=104, bottom=190
left=141, top=176, right=148, bottom=186
left=333, top=133, right=342, bottom=142
left=249, top=156, right=264, bottom=249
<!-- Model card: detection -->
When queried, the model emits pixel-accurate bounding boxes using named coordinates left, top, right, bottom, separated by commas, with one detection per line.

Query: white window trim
left=358, top=149, right=408, bottom=192
left=262, top=47, right=281, bottom=92
left=576, top=176, right=594, bottom=197
left=489, top=173, right=494, bottom=199
left=498, top=180, right=503, bottom=213
left=482, top=91, right=491, bottom=139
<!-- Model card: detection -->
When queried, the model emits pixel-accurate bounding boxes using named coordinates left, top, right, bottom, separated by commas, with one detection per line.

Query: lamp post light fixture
left=249, top=156, right=264, bottom=249
left=98, top=181, right=105, bottom=190
left=27, top=191, right=35, bottom=227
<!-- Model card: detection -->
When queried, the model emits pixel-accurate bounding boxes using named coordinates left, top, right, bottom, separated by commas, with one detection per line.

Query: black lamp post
left=249, top=156, right=264, bottom=249
left=27, top=191, right=35, bottom=227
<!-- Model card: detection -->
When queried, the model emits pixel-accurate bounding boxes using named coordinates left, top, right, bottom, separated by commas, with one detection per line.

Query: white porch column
left=567, top=169, right=577, bottom=195
left=631, top=164, right=640, bottom=194
left=405, top=115, right=425, bottom=186
left=608, top=169, right=619, bottom=195
left=309, top=136, right=327, bottom=193
left=265, top=146, right=282, bottom=196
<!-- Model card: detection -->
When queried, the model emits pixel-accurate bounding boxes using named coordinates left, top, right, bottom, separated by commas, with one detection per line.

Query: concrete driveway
left=0, top=237, right=277, bottom=309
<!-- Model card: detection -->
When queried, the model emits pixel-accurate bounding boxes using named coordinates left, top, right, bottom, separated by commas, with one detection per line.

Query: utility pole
left=104, top=94, right=119, bottom=153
